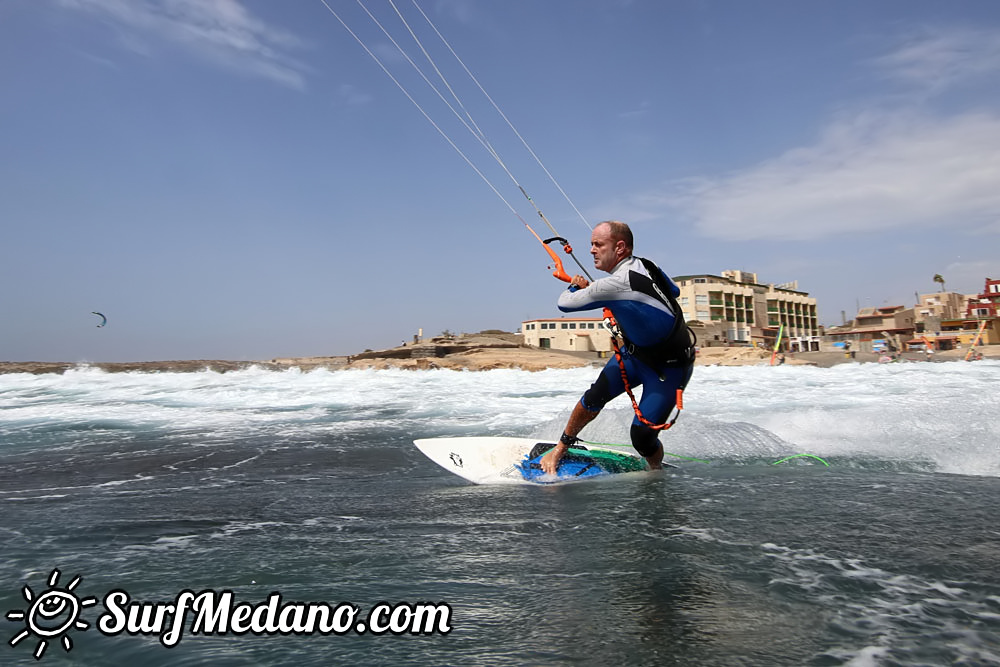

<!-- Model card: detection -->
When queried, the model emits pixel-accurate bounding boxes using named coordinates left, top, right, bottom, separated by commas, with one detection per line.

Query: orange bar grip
left=525, top=223, right=572, bottom=283
left=541, top=243, right=572, bottom=283
left=675, top=389, right=684, bottom=411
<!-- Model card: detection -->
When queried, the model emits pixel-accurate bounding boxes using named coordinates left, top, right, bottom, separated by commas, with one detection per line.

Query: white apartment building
left=673, top=270, right=818, bottom=350
left=520, top=317, right=613, bottom=353
left=521, top=270, right=819, bottom=353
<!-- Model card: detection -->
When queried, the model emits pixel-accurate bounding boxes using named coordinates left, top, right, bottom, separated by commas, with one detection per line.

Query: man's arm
left=557, top=274, right=629, bottom=313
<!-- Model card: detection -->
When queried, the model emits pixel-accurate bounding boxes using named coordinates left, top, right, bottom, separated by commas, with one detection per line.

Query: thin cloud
left=873, top=26, right=1000, bottom=94
left=432, top=0, right=480, bottom=26
left=658, top=111, right=1000, bottom=241
left=57, top=0, right=309, bottom=89
left=623, top=27, right=1000, bottom=242
left=619, top=101, right=652, bottom=120
left=337, top=83, right=373, bottom=107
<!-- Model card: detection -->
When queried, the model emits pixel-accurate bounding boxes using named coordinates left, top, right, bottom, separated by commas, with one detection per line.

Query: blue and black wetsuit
left=558, top=256, right=694, bottom=456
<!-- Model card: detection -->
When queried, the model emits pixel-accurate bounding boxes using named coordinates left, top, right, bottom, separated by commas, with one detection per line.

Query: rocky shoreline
left=2, top=334, right=996, bottom=375
left=0, top=335, right=585, bottom=375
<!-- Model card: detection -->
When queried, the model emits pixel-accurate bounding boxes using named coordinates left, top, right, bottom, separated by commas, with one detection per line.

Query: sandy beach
left=2, top=334, right=996, bottom=374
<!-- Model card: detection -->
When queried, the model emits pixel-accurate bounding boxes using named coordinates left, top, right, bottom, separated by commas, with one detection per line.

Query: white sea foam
left=1, top=361, right=997, bottom=476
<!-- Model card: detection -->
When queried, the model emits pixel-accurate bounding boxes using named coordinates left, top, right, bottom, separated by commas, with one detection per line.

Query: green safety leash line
left=770, top=453, right=830, bottom=467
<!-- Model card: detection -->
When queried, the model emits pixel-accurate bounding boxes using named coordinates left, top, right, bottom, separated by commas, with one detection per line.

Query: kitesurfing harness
left=603, top=257, right=697, bottom=431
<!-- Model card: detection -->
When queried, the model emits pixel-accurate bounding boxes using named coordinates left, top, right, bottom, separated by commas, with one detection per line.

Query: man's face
left=590, top=224, right=622, bottom=273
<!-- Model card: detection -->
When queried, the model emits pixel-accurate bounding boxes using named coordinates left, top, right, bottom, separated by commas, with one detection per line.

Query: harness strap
left=604, top=307, right=691, bottom=431
left=623, top=325, right=697, bottom=369
left=600, top=257, right=695, bottom=430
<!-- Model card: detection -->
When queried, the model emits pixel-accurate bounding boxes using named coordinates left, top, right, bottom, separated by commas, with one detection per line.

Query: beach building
left=825, top=279, right=1000, bottom=353
left=906, top=317, right=999, bottom=351
left=521, top=269, right=819, bottom=354
left=673, top=270, right=820, bottom=351
left=907, top=279, right=1000, bottom=350
left=520, top=317, right=613, bottom=353
left=911, top=279, right=1000, bottom=334
left=826, top=305, right=916, bottom=353
left=966, top=277, right=1000, bottom=318
left=915, top=291, right=967, bottom=323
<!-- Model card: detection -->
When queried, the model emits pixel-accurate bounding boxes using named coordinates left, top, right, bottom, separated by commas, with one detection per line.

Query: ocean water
left=1, top=360, right=999, bottom=666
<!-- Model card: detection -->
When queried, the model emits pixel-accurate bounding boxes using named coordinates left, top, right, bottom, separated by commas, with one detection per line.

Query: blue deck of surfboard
left=413, top=436, right=654, bottom=485
left=516, top=444, right=647, bottom=483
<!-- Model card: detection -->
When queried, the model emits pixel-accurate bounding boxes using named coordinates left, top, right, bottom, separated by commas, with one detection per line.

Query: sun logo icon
left=6, top=569, right=97, bottom=660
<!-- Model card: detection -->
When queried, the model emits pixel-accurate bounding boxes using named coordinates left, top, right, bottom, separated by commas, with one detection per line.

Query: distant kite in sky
left=92, top=312, right=107, bottom=327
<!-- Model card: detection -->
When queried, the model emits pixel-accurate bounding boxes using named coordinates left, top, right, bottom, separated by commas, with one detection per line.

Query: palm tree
left=933, top=274, right=946, bottom=293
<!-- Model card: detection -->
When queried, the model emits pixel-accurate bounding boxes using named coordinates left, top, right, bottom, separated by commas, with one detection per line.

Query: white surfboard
left=413, top=436, right=645, bottom=485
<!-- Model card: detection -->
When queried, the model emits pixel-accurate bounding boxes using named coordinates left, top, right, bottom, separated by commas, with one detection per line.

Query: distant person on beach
left=541, top=220, right=695, bottom=473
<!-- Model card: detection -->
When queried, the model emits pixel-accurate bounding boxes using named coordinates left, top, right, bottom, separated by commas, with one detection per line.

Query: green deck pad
left=566, top=447, right=647, bottom=473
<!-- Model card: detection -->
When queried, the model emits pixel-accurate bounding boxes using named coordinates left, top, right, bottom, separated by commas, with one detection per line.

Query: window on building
left=695, top=295, right=708, bottom=304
